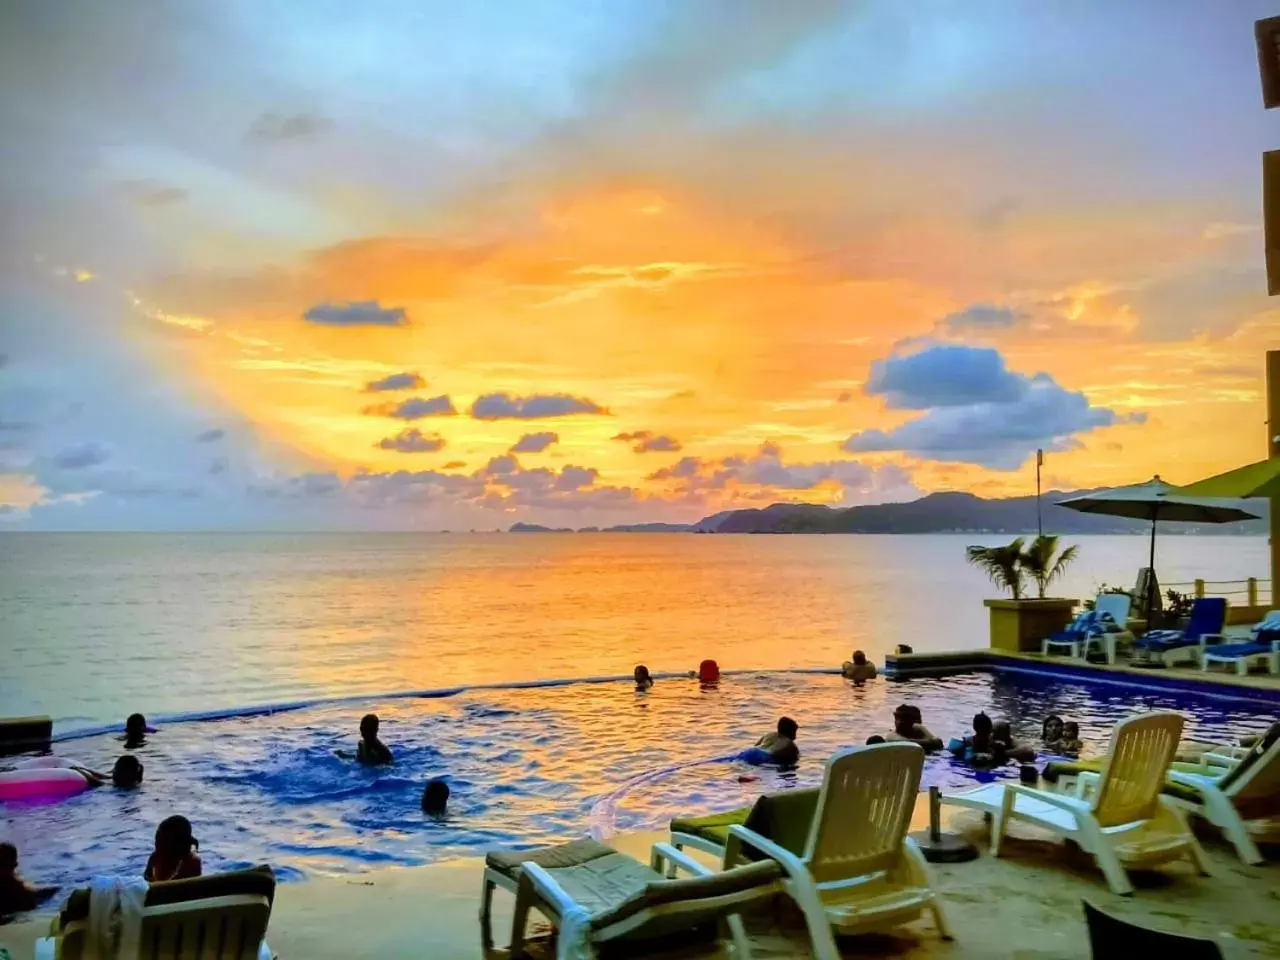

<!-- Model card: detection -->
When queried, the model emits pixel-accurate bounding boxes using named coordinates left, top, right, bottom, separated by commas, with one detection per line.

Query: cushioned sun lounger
left=1201, top=612, right=1280, bottom=676
left=1132, top=597, right=1228, bottom=666
left=727, top=742, right=952, bottom=957
left=669, top=787, right=819, bottom=867
left=489, top=837, right=791, bottom=959
left=942, top=712, right=1209, bottom=895
left=1166, top=722, right=1280, bottom=864
left=36, top=866, right=276, bottom=960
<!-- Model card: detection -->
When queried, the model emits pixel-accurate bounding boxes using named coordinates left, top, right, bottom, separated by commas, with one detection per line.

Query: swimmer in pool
left=841, top=650, right=877, bottom=682
left=865, top=735, right=886, bottom=745
left=949, top=712, right=1006, bottom=767
left=145, top=815, right=202, bottom=883
left=355, top=714, right=393, bottom=766
left=13, top=756, right=127, bottom=788
left=111, top=755, right=144, bottom=788
left=422, top=778, right=449, bottom=816
left=1041, top=715, right=1065, bottom=749
left=0, top=843, right=59, bottom=919
left=751, top=717, right=800, bottom=766
left=634, top=665, right=653, bottom=691
left=886, top=704, right=943, bottom=751
left=1056, top=721, right=1083, bottom=756
left=123, top=713, right=149, bottom=749
left=992, top=720, right=1037, bottom=763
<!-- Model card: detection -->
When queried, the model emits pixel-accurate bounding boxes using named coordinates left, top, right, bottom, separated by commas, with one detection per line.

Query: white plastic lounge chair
left=1166, top=722, right=1280, bottom=865
left=726, top=742, right=951, bottom=957
left=941, top=711, right=1209, bottom=895
left=35, top=866, right=276, bottom=960
left=1081, top=593, right=1135, bottom=664
left=1132, top=597, right=1228, bottom=666
left=1201, top=610, right=1280, bottom=676
left=499, top=838, right=788, bottom=960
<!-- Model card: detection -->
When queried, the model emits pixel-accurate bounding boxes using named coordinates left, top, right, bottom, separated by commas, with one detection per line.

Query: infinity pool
left=3, top=670, right=1276, bottom=888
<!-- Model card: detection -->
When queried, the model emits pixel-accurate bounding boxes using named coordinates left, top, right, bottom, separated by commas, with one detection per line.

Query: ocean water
left=1, top=533, right=1274, bottom=887
left=0, top=533, right=1270, bottom=726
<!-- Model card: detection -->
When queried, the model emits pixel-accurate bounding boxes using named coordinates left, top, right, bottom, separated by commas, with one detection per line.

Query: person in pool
left=992, top=720, right=1037, bottom=762
left=634, top=665, right=653, bottom=691
left=1056, top=721, right=1083, bottom=756
left=865, top=735, right=886, bottom=745
left=949, top=712, right=1006, bottom=767
left=0, top=843, right=59, bottom=919
left=886, top=704, right=943, bottom=751
left=841, top=650, right=877, bottom=683
left=340, top=714, right=393, bottom=766
left=123, top=713, right=149, bottom=749
left=422, top=778, right=449, bottom=816
left=744, top=717, right=800, bottom=766
left=14, top=755, right=142, bottom=789
left=1042, top=715, right=1065, bottom=748
left=145, top=815, right=201, bottom=883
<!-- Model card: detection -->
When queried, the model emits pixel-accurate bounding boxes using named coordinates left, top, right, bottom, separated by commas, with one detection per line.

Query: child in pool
left=634, top=665, right=653, bottom=691
left=949, top=712, right=1006, bottom=767
left=992, top=720, right=1037, bottom=762
left=0, top=843, right=58, bottom=918
left=145, top=816, right=202, bottom=883
left=1057, top=721, right=1083, bottom=756
left=123, top=713, right=149, bottom=749
left=422, top=778, right=449, bottom=815
left=355, top=714, right=393, bottom=766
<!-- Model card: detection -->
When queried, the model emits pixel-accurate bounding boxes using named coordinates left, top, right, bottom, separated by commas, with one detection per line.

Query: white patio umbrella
left=1056, top=476, right=1260, bottom=624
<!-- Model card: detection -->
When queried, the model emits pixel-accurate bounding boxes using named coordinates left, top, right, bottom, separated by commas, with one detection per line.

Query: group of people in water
left=0, top=713, right=200, bottom=919
left=334, top=713, right=452, bottom=815
left=3, top=652, right=1100, bottom=922
left=0, top=708, right=459, bottom=920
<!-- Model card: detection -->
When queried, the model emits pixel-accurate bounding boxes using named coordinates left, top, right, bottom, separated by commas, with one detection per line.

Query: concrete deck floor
left=3, top=798, right=1277, bottom=958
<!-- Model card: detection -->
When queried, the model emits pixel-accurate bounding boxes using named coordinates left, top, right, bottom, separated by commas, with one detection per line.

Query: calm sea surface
left=1, top=532, right=1270, bottom=727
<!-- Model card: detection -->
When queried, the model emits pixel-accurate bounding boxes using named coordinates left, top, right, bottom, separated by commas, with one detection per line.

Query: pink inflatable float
left=0, top=767, right=90, bottom=802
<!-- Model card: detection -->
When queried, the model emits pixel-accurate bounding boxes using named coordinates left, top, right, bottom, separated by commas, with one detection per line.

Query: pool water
left=3, top=670, right=1276, bottom=888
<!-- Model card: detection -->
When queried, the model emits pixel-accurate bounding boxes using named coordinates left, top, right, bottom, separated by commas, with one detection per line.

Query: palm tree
left=1020, top=534, right=1079, bottom=599
left=966, top=538, right=1027, bottom=600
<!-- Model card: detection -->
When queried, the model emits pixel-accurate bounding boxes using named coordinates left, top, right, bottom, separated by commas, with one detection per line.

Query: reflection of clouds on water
left=5, top=672, right=1275, bottom=887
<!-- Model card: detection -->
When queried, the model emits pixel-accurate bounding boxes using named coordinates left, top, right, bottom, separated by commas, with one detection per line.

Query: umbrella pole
left=1147, top=511, right=1158, bottom=627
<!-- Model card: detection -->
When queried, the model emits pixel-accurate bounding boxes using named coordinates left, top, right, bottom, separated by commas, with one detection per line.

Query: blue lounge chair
left=1200, top=611, right=1280, bottom=676
left=1133, top=597, right=1228, bottom=666
left=1042, top=610, right=1102, bottom=659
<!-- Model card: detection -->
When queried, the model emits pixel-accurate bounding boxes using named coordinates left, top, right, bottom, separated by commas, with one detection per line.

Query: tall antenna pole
left=1036, top=448, right=1044, bottom=538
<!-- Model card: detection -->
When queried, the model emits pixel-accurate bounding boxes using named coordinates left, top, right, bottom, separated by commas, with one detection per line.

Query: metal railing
left=1165, top=578, right=1273, bottom=607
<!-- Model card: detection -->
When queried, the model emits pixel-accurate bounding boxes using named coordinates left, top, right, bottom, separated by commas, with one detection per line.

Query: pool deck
left=3, top=796, right=1278, bottom=959
left=888, top=645, right=1280, bottom=702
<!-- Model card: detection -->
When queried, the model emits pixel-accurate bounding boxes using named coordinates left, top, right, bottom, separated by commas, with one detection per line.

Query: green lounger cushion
left=1042, top=759, right=1205, bottom=805
left=670, top=787, right=820, bottom=859
left=485, top=837, right=616, bottom=884
left=60, top=864, right=276, bottom=926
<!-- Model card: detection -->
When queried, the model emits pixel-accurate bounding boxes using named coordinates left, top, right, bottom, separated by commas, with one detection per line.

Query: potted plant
left=1162, top=589, right=1194, bottom=631
left=967, top=536, right=1079, bottom=653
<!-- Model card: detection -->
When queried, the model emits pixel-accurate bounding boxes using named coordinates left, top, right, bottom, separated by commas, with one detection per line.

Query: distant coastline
left=509, top=489, right=1270, bottom=535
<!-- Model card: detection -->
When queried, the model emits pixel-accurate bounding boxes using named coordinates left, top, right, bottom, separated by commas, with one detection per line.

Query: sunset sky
left=1, top=1, right=1278, bottom=529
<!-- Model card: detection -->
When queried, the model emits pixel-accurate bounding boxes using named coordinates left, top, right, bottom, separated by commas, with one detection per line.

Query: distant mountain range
left=508, top=490, right=1270, bottom=535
